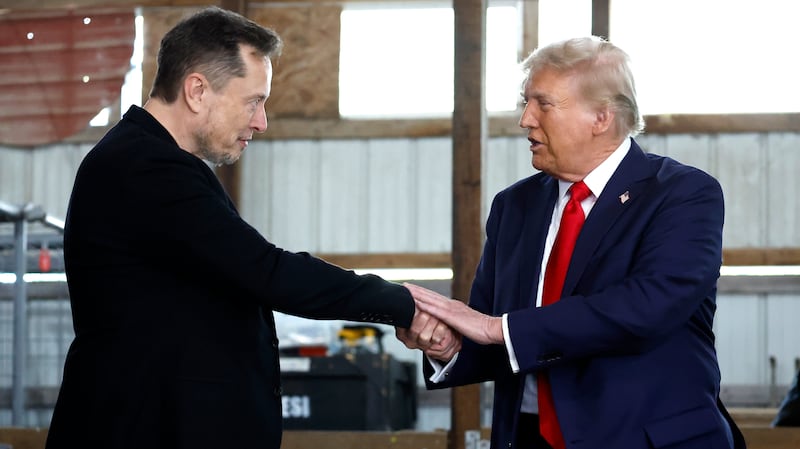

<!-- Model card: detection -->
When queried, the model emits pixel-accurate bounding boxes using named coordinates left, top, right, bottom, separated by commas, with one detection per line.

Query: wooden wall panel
left=141, top=5, right=338, bottom=113
left=663, top=134, right=717, bottom=174
left=318, top=140, right=369, bottom=252
left=639, top=133, right=796, bottom=252
left=766, top=133, right=800, bottom=247
left=716, top=134, right=766, bottom=248
left=243, top=140, right=322, bottom=253
left=414, top=138, right=451, bottom=252
left=0, top=147, right=31, bottom=203
left=715, top=294, right=768, bottom=385
left=251, top=5, right=341, bottom=119
left=482, top=136, right=537, bottom=221
left=3, top=132, right=799, bottom=259
left=30, top=144, right=92, bottom=219
left=766, top=294, right=800, bottom=385
left=366, top=139, right=415, bottom=252
left=140, top=7, right=197, bottom=104
left=0, top=144, right=88, bottom=218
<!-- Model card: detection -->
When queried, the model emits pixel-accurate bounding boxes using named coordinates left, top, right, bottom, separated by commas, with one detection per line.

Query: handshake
left=395, top=283, right=504, bottom=362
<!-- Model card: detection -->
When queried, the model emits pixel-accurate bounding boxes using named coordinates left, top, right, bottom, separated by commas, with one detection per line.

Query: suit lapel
left=518, top=175, right=559, bottom=309
left=562, top=140, right=653, bottom=295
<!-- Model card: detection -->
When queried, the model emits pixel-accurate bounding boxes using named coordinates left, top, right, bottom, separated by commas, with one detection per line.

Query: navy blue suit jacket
left=426, top=139, right=746, bottom=449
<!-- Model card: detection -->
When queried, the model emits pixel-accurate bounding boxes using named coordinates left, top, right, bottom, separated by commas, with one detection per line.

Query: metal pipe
left=12, top=217, right=28, bottom=426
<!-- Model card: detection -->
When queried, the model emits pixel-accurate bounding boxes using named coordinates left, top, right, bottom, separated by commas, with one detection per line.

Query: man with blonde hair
left=402, top=36, right=746, bottom=449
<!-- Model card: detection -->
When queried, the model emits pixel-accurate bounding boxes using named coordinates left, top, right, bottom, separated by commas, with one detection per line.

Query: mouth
left=238, top=138, right=250, bottom=149
left=528, top=137, right=543, bottom=151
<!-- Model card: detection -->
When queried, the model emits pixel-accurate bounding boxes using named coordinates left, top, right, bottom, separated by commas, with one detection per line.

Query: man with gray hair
left=401, top=36, right=746, bottom=449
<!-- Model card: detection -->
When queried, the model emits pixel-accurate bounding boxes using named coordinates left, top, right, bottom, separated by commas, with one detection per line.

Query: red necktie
left=538, top=180, right=592, bottom=449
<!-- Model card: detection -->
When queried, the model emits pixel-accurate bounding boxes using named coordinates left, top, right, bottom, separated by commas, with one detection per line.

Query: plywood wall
left=139, top=4, right=341, bottom=119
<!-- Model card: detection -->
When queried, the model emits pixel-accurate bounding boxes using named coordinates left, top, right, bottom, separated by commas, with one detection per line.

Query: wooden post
left=591, top=0, right=610, bottom=39
left=451, top=1, right=486, bottom=449
left=521, top=0, right=539, bottom=59
left=215, top=0, right=249, bottom=206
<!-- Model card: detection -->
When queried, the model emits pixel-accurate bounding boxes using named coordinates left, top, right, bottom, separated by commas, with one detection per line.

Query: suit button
left=272, top=339, right=279, bottom=348
left=274, top=386, right=282, bottom=396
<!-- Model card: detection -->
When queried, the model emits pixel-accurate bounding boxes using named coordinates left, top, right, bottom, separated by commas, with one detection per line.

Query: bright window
left=339, top=3, right=522, bottom=118
left=538, top=0, right=592, bottom=46
left=611, top=0, right=800, bottom=114
left=90, top=13, right=143, bottom=126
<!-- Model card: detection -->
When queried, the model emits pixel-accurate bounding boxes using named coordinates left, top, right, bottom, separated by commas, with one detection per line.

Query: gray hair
left=521, top=36, right=645, bottom=137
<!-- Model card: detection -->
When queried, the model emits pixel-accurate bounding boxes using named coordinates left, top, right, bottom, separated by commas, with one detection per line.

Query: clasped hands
left=396, top=283, right=504, bottom=362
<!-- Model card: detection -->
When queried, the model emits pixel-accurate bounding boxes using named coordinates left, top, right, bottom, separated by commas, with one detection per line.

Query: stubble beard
left=195, top=131, right=240, bottom=167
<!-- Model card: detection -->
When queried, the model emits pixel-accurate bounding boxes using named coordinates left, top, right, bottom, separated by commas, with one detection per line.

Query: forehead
left=241, top=47, right=272, bottom=78
left=524, top=66, right=578, bottom=97
left=224, top=48, right=272, bottom=95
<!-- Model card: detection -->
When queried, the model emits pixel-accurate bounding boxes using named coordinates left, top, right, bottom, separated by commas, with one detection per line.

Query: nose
left=518, top=102, right=538, bottom=129
left=251, top=105, right=268, bottom=133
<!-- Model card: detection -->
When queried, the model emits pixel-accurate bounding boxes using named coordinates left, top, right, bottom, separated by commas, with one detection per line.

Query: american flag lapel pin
left=619, top=191, right=630, bottom=204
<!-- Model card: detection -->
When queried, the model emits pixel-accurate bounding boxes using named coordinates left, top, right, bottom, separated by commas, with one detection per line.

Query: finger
left=406, top=312, right=425, bottom=339
left=431, top=320, right=450, bottom=344
left=427, top=335, right=461, bottom=361
left=414, top=295, right=455, bottom=324
left=427, top=323, right=460, bottom=356
left=409, top=309, right=440, bottom=348
left=404, top=283, right=445, bottom=304
left=415, top=313, right=442, bottom=348
left=395, top=327, right=418, bottom=349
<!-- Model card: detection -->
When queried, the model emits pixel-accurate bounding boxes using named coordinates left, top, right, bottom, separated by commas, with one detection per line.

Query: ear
left=592, top=106, right=615, bottom=136
left=183, top=73, right=208, bottom=114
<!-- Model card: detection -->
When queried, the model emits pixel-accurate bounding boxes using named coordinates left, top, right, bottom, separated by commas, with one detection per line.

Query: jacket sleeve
left=125, top=150, right=415, bottom=328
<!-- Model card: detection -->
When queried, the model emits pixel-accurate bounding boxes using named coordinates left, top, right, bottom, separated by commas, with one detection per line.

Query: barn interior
left=1, top=1, right=799, bottom=448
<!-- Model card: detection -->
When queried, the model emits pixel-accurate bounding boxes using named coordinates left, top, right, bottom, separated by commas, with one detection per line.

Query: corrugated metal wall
left=238, top=133, right=800, bottom=251
left=2, top=133, right=798, bottom=250
left=1, top=132, right=799, bottom=408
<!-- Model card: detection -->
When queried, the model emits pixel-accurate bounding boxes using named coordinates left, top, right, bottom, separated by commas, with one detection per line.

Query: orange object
left=38, top=246, right=52, bottom=272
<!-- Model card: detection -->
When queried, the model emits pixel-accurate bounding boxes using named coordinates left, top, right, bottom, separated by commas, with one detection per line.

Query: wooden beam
left=723, top=248, right=800, bottom=266
left=312, top=249, right=800, bottom=270
left=0, top=427, right=48, bottom=449
left=739, top=428, right=800, bottom=449
left=218, top=0, right=245, bottom=13
left=520, top=0, right=538, bottom=58
left=591, top=0, right=610, bottom=39
left=316, top=253, right=451, bottom=269
left=451, top=2, right=486, bottom=449
left=717, top=276, right=800, bottom=295
left=2, top=426, right=800, bottom=449
left=645, top=113, right=800, bottom=135
left=282, top=431, right=448, bottom=449
left=63, top=111, right=800, bottom=144
left=212, top=0, right=248, bottom=206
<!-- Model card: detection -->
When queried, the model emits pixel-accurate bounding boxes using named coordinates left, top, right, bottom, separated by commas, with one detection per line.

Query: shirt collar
left=557, top=137, right=631, bottom=199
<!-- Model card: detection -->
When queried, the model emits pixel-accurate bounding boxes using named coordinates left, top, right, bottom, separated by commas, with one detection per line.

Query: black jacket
left=46, top=106, right=414, bottom=449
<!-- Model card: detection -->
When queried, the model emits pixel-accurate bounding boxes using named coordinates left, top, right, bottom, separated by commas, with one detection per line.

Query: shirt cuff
left=427, top=352, right=459, bottom=383
left=503, top=313, right=520, bottom=373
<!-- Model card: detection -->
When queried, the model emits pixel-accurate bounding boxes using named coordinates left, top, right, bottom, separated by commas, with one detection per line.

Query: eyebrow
left=523, top=91, right=553, bottom=103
